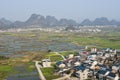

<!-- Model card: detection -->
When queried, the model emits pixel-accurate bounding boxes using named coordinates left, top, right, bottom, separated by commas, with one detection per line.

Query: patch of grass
left=41, top=67, right=60, bottom=80
left=46, top=53, right=63, bottom=62
left=0, top=65, right=13, bottom=72
left=60, top=51, right=77, bottom=56
left=69, top=36, right=120, bottom=49
left=27, top=65, right=36, bottom=72
left=0, top=65, right=14, bottom=79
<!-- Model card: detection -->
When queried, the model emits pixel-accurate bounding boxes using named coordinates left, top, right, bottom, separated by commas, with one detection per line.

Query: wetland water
left=7, top=66, right=39, bottom=80
left=7, top=73, right=39, bottom=80
left=0, top=35, right=83, bottom=56
left=0, top=33, right=83, bottom=80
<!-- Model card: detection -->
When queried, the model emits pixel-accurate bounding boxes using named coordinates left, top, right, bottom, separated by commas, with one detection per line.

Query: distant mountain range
left=0, top=14, right=120, bottom=29
left=81, top=18, right=120, bottom=26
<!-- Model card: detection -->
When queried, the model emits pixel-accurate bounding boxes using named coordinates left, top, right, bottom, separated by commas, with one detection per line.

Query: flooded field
left=7, top=66, right=39, bottom=80
left=0, top=32, right=83, bottom=57
left=7, top=73, right=39, bottom=80
left=0, top=31, right=83, bottom=80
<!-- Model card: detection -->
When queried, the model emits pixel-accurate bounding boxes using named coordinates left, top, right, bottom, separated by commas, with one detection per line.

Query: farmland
left=0, top=30, right=120, bottom=80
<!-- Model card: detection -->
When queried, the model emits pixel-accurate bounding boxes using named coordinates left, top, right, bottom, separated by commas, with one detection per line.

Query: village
left=0, top=26, right=102, bottom=33
left=36, top=47, right=120, bottom=80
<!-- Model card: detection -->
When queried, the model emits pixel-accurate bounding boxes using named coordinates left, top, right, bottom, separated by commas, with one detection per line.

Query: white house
left=42, top=59, right=51, bottom=67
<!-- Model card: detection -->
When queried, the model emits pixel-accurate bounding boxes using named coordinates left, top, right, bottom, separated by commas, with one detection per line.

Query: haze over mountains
left=0, top=14, right=120, bottom=29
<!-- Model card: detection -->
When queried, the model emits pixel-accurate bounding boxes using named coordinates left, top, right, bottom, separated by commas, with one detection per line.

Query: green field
left=0, top=31, right=120, bottom=49
left=0, top=65, right=14, bottom=79
left=41, top=67, right=60, bottom=80
left=46, top=53, right=63, bottom=62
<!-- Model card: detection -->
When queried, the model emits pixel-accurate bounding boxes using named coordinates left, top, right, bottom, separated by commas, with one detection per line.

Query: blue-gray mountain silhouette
left=0, top=14, right=120, bottom=29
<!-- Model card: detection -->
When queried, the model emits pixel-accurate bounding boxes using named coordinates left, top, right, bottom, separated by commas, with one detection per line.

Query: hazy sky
left=0, top=0, right=120, bottom=22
